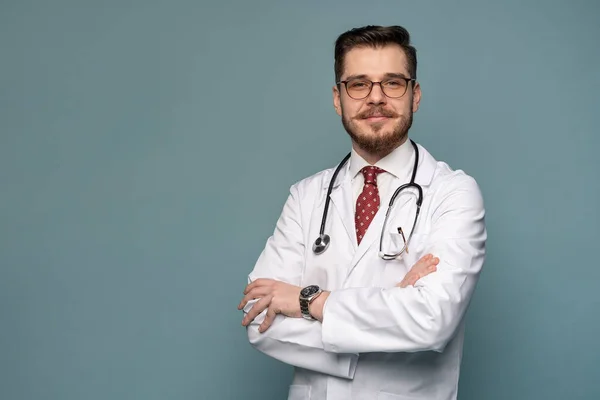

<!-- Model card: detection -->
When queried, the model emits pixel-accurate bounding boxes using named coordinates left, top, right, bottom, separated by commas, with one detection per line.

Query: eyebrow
left=342, top=72, right=411, bottom=81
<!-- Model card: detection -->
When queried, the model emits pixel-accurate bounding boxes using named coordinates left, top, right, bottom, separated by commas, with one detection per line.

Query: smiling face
left=333, top=44, right=421, bottom=163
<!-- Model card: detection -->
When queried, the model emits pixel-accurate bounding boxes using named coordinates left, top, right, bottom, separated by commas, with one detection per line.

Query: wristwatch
left=299, top=285, right=323, bottom=320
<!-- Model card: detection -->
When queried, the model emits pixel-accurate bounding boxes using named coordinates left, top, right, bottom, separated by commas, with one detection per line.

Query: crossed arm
left=238, top=177, right=485, bottom=377
left=238, top=254, right=439, bottom=332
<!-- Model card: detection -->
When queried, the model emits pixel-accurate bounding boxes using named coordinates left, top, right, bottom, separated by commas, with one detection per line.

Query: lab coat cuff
left=321, top=290, right=348, bottom=353
left=252, top=335, right=358, bottom=379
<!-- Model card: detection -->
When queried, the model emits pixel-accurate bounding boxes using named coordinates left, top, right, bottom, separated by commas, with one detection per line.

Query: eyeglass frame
left=336, top=76, right=416, bottom=100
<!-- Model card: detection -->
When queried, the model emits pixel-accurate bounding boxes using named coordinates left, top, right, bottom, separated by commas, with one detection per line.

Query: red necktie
left=355, top=166, right=385, bottom=245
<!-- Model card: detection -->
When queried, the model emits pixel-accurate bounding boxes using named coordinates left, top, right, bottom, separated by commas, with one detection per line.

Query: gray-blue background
left=1, top=1, right=599, bottom=399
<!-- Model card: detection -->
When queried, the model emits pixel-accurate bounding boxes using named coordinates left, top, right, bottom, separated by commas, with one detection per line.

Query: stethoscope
left=312, top=139, right=423, bottom=260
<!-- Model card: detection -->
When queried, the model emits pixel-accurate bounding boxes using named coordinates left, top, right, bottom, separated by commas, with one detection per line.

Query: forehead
left=341, top=45, right=409, bottom=79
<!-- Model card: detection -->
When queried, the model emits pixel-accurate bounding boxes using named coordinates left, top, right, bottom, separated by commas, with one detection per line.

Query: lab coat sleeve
left=321, top=174, right=486, bottom=354
left=243, top=183, right=359, bottom=379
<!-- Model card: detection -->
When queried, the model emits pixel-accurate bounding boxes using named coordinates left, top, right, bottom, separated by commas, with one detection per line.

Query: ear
left=333, top=85, right=342, bottom=116
left=412, top=81, right=422, bottom=113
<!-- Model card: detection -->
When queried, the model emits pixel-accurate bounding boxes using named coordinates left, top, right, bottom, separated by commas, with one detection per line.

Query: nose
left=366, top=82, right=387, bottom=105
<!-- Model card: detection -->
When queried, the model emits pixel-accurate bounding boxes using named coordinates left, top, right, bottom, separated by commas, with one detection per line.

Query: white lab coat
left=244, top=143, right=486, bottom=400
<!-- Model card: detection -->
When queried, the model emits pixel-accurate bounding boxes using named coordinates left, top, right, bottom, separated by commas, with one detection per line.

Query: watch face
left=301, top=285, right=320, bottom=297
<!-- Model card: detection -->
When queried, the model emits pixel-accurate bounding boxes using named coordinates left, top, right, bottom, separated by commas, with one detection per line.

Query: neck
left=352, top=137, right=408, bottom=165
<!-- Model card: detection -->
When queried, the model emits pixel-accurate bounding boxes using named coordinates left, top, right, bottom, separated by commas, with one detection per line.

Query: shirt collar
left=349, top=138, right=415, bottom=181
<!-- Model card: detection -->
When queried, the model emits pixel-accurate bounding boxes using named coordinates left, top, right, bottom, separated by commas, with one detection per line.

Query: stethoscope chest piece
left=312, top=234, right=330, bottom=254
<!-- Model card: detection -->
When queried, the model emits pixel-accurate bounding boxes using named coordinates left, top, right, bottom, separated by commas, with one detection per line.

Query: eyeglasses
left=337, top=77, right=415, bottom=100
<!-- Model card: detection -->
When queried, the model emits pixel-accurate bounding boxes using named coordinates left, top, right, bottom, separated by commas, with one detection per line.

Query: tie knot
left=361, top=166, right=385, bottom=186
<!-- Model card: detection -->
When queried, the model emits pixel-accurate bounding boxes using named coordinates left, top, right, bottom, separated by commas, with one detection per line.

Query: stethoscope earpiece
left=313, top=234, right=330, bottom=254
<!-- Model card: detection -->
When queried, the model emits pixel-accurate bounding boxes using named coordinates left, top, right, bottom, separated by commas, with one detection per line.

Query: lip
left=364, top=116, right=390, bottom=122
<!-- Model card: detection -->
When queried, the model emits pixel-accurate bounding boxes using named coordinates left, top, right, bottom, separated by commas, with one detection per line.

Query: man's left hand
left=238, top=279, right=302, bottom=333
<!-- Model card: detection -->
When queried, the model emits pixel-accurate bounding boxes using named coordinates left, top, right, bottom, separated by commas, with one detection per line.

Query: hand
left=238, top=279, right=302, bottom=333
left=397, top=254, right=439, bottom=288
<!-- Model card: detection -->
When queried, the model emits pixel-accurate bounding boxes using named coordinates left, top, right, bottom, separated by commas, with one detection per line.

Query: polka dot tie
left=355, top=166, right=385, bottom=245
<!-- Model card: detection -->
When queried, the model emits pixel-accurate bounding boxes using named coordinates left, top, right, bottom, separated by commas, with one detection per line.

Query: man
left=238, top=25, right=486, bottom=400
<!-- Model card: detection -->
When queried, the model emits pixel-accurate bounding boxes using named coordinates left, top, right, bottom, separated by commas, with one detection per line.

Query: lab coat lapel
left=328, top=168, right=357, bottom=251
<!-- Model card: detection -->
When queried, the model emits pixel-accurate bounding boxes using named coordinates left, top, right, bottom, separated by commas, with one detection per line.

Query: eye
left=383, top=79, right=404, bottom=88
left=347, top=80, right=370, bottom=89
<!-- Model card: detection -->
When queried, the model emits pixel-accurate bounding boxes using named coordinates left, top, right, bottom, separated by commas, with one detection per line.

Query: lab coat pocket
left=385, top=231, right=428, bottom=261
left=288, top=384, right=310, bottom=400
left=378, top=391, right=421, bottom=400
left=382, top=230, right=411, bottom=259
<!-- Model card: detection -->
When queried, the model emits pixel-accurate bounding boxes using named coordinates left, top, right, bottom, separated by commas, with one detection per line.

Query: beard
left=341, top=105, right=413, bottom=157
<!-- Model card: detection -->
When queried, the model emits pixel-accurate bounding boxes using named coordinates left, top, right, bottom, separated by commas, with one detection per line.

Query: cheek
left=344, top=98, right=372, bottom=115
left=340, top=102, right=359, bottom=119
left=393, top=98, right=412, bottom=112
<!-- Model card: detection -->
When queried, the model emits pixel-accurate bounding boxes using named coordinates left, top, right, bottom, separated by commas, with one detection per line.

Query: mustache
left=356, top=107, right=398, bottom=119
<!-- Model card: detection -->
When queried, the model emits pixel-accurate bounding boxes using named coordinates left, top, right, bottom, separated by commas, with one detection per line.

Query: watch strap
left=300, top=288, right=322, bottom=320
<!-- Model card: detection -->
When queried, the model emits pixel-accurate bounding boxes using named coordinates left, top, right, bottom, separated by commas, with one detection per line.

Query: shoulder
left=435, top=162, right=482, bottom=195
left=288, top=162, right=345, bottom=198
left=423, top=146, right=485, bottom=211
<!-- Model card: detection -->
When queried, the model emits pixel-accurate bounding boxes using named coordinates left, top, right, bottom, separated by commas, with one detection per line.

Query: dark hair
left=334, top=25, right=417, bottom=83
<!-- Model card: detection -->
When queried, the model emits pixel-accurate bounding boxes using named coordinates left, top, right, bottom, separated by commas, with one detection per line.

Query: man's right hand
left=397, top=254, right=439, bottom=288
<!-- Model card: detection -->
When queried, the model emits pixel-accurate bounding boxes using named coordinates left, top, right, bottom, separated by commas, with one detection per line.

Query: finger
left=243, top=282, right=253, bottom=295
left=424, top=259, right=438, bottom=271
left=243, top=278, right=273, bottom=295
left=242, top=296, right=270, bottom=326
left=242, top=296, right=272, bottom=326
left=419, top=263, right=438, bottom=279
left=238, top=287, right=271, bottom=310
left=414, top=254, right=433, bottom=269
left=243, top=280, right=260, bottom=295
left=417, top=254, right=433, bottom=264
left=259, top=307, right=278, bottom=333
left=420, top=256, right=439, bottom=269
left=398, top=255, right=438, bottom=288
